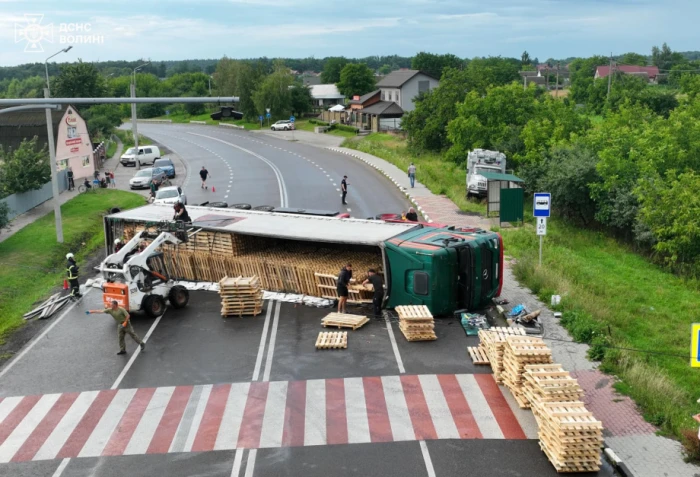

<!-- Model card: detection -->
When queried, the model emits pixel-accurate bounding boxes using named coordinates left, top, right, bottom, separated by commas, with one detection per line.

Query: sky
left=0, top=0, right=698, bottom=67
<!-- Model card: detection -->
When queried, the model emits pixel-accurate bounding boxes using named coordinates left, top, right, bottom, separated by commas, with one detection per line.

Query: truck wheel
left=253, top=205, right=275, bottom=212
left=143, top=295, right=166, bottom=317
left=168, top=285, right=189, bottom=309
left=229, top=203, right=252, bottom=210
left=208, top=201, right=228, bottom=208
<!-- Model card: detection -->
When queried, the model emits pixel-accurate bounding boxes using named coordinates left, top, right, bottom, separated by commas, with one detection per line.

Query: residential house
left=594, top=65, right=660, bottom=83
left=300, top=71, right=321, bottom=86
left=309, top=84, right=345, bottom=110
left=347, top=90, right=381, bottom=111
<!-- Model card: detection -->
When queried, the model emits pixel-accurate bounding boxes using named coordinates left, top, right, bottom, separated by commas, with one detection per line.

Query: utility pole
left=607, top=53, right=614, bottom=101
left=131, top=62, right=150, bottom=163
left=555, top=63, right=560, bottom=97
left=44, top=88, right=63, bottom=243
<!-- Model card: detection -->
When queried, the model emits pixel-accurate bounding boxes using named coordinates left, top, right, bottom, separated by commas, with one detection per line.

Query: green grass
left=498, top=216, right=700, bottom=449
left=113, top=129, right=153, bottom=151
left=342, top=134, right=486, bottom=215
left=105, top=139, right=117, bottom=159
left=0, top=190, right=145, bottom=341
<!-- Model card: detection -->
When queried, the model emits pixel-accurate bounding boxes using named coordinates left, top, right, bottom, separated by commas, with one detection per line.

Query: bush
left=681, top=429, right=700, bottom=463
left=309, top=119, right=329, bottom=125
left=0, top=201, right=9, bottom=232
left=330, top=123, right=358, bottom=134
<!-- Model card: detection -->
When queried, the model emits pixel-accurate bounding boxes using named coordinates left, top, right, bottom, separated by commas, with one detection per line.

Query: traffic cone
left=212, top=186, right=215, bottom=193
left=63, top=279, right=69, bottom=290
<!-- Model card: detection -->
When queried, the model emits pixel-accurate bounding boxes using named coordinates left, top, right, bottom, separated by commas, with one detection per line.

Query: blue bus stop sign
left=533, top=193, right=551, bottom=218
left=259, top=115, right=263, bottom=122
left=266, top=112, right=271, bottom=118
left=290, top=116, right=295, bottom=122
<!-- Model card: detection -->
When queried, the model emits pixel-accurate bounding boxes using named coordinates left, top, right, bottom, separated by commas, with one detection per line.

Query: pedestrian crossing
left=0, top=374, right=526, bottom=464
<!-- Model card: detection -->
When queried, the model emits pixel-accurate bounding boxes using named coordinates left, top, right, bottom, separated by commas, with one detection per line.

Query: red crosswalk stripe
left=57, top=390, right=118, bottom=459
left=237, top=381, right=269, bottom=449
left=281, top=380, right=305, bottom=447
left=0, top=395, right=42, bottom=447
left=437, top=374, right=482, bottom=439
left=474, top=374, right=526, bottom=440
left=192, top=384, right=230, bottom=452
left=325, top=379, right=348, bottom=445
left=102, top=387, right=155, bottom=456
left=401, top=375, right=438, bottom=440
left=146, top=386, right=193, bottom=455
left=363, top=377, right=393, bottom=443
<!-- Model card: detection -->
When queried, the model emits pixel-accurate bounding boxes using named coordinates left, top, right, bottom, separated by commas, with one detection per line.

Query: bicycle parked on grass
left=77, top=178, right=103, bottom=194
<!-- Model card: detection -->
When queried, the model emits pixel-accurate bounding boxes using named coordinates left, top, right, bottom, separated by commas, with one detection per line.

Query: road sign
left=266, top=108, right=270, bottom=113
left=165, top=110, right=170, bottom=116
left=534, top=192, right=551, bottom=218
left=290, top=115, right=295, bottom=122
left=536, top=217, right=547, bottom=236
left=692, top=324, right=700, bottom=368
left=259, top=115, right=263, bottom=121
left=266, top=112, right=271, bottom=118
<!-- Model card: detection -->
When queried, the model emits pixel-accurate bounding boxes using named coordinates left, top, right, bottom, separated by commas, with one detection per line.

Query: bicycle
left=78, top=180, right=101, bottom=194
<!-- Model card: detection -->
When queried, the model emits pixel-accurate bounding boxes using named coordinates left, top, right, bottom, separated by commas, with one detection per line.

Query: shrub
left=330, top=123, right=358, bottom=134
left=0, top=201, right=9, bottom=232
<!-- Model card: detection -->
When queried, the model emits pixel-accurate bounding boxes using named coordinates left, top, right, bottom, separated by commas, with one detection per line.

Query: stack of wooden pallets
left=537, top=402, right=603, bottom=473
left=218, top=275, right=263, bottom=317
left=321, top=312, right=369, bottom=330
left=501, top=335, right=553, bottom=408
left=395, top=305, right=436, bottom=341
left=476, top=327, right=527, bottom=380
left=315, top=331, right=348, bottom=349
left=522, top=364, right=585, bottom=420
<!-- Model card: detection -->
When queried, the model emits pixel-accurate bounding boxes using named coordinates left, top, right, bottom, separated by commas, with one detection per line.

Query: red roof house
left=595, top=65, right=660, bottom=82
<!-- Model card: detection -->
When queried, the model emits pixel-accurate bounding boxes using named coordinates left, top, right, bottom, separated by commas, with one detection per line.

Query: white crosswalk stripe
left=78, top=389, right=136, bottom=458
left=258, top=381, right=288, bottom=448
left=344, top=378, right=371, bottom=444
left=381, top=376, right=414, bottom=441
left=214, top=383, right=250, bottom=451
left=419, top=375, right=460, bottom=439
left=456, top=375, right=504, bottom=439
left=124, top=387, right=175, bottom=455
left=0, top=394, right=60, bottom=463
left=304, top=379, right=326, bottom=446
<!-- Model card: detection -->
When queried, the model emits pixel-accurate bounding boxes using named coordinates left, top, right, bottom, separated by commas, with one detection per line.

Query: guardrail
left=218, top=123, right=244, bottom=129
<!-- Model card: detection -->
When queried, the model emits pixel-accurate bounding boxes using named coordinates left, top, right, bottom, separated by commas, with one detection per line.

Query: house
left=376, top=69, right=439, bottom=113
left=595, top=65, right=660, bottom=83
left=300, top=71, right=321, bottom=86
left=309, top=84, right=345, bottom=108
left=347, top=90, right=381, bottom=111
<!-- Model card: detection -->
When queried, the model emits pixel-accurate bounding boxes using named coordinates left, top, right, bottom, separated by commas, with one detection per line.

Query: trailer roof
left=106, top=204, right=421, bottom=245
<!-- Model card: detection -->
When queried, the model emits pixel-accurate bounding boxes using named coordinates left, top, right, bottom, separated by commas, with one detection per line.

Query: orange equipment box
left=103, top=283, right=130, bottom=309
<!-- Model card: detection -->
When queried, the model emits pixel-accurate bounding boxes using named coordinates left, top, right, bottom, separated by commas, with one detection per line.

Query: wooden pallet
left=395, top=305, right=437, bottom=342
left=315, top=331, right=348, bottom=349
left=395, top=305, right=432, bottom=321
left=502, top=336, right=553, bottom=409
left=477, top=327, right=527, bottom=381
left=467, top=346, right=490, bottom=365
left=219, top=275, right=264, bottom=317
left=321, top=312, right=370, bottom=330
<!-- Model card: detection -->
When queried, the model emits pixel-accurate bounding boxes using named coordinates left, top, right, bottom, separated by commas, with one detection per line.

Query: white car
left=271, top=120, right=295, bottom=131
left=120, top=145, right=162, bottom=167
left=153, top=186, right=187, bottom=205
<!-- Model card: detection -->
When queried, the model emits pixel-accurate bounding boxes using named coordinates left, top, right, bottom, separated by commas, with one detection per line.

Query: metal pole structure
left=607, top=53, right=613, bottom=101
left=539, top=235, right=543, bottom=266
left=0, top=104, right=60, bottom=114
left=131, top=82, right=138, bottom=161
left=208, top=76, right=212, bottom=95
left=0, top=97, right=238, bottom=105
left=44, top=46, right=73, bottom=96
left=44, top=88, right=63, bottom=243
left=555, top=63, right=560, bottom=96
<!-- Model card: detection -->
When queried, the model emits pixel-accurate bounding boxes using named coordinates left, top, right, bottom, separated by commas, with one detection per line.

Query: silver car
left=129, top=167, right=167, bottom=189
left=271, top=120, right=295, bottom=131
left=153, top=186, right=187, bottom=205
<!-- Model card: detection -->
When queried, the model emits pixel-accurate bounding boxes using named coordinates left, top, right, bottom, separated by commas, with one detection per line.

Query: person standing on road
left=67, top=167, right=75, bottom=191
left=87, top=300, right=145, bottom=355
left=65, top=253, right=82, bottom=300
left=362, top=269, right=384, bottom=317
left=341, top=175, right=348, bottom=205
left=336, top=263, right=352, bottom=314
left=104, top=171, right=111, bottom=187
left=110, top=171, right=116, bottom=188
left=408, top=162, right=416, bottom=188
left=200, top=166, right=209, bottom=189
left=405, top=207, right=418, bottom=222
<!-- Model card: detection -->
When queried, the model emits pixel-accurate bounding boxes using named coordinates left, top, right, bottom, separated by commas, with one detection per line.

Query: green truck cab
left=383, top=226, right=503, bottom=315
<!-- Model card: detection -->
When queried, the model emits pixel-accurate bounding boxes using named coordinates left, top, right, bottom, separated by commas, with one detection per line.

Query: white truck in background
left=466, top=149, right=507, bottom=198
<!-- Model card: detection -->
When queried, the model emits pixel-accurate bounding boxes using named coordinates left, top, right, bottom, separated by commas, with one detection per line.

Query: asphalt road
left=0, top=125, right=615, bottom=477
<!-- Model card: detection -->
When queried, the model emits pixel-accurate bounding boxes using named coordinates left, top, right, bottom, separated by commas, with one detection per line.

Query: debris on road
left=461, top=312, right=490, bottom=335
left=467, top=346, right=490, bottom=365
left=477, top=327, right=527, bottom=382
left=396, top=305, right=437, bottom=341
left=23, top=293, right=71, bottom=320
left=315, top=331, right=348, bottom=349
left=321, top=312, right=369, bottom=330
left=502, top=335, right=554, bottom=408
left=219, top=275, right=263, bottom=317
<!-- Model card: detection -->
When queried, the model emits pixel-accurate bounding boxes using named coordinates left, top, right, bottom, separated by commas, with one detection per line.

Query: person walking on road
left=362, top=269, right=384, bottom=317
left=67, top=167, right=75, bottom=191
left=336, top=263, right=352, bottom=314
left=65, top=253, right=82, bottom=300
left=408, top=163, right=416, bottom=188
left=200, top=166, right=209, bottom=189
left=341, top=175, right=348, bottom=205
left=87, top=301, right=145, bottom=355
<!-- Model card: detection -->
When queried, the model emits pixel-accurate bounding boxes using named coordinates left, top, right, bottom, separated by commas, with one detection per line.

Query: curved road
left=137, top=123, right=411, bottom=218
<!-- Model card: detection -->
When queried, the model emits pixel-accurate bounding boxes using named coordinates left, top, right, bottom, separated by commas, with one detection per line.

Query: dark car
left=154, top=158, right=175, bottom=178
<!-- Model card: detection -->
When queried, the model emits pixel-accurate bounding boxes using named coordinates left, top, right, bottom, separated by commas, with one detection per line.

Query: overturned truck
left=104, top=204, right=503, bottom=315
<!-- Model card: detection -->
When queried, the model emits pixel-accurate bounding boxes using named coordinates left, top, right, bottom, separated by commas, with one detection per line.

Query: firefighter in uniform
left=66, top=253, right=82, bottom=299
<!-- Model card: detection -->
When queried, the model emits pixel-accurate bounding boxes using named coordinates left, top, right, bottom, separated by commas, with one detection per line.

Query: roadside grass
left=113, top=129, right=153, bottom=150
left=294, top=120, right=357, bottom=138
left=498, top=216, right=700, bottom=450
left=105, top=138, right=117, bottom=158
left=342, top=134, right=486, bottom=215
left=0, top=190, right=145, bottom=342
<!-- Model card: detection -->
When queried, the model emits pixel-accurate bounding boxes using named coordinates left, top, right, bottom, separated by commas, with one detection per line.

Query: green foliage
left=378, top=64, right=393, bottom=75
left=82, top=104, right=122, bottom=138
left=321, top=57, right=349, bottom=84
left=521, top=51, right=532, bottom=67
left=53, top=60, right=106, bottom=99
left=652, top=42, right=686, bottom=71
left=411, top=52, right=464, bottom=78
left=253, top=62, right=293, bottom=118
left=0, top=202, right=9, bottom=232
left=680, top=73, right=700, bottom=100
left=290, top=84, right=313, bottom=116
left=337, top=63, right=375, bottom=97
left=0, top=137, right=50, bottom=197
left=619, top=52, right=648, bottom=66
left=568, top=55, right=609, bottom=105
left=0, top=76, right=45, bottom=99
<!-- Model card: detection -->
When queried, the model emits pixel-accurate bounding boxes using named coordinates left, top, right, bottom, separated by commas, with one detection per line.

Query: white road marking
left=214, top=382, right=250, bottom=451
left=124, top=386, right=175, bottom=455
left=252, top=301, right=273, bottom=381
left=34, top=391, right=99, bottom=460
left=304, top=379, right=326, bottom=446
left=111, top=311, right=166, bottom=390
left=0, top=393, right=61, bottom=463
left=0, top=289, right=93, bottom=380
left=262, top=301, right=281, bottom=382
left=344, top=377, right=370, bottom=443
left=258, top=380, right=288, bottom=448
left=420, top=440, right=437, bottom=477
left=182, top=384, right=213, bottom=452
left=51, top=458, right=70, bottom=477
left=456, top=374, right=504, bottom=439
left=384, top=315, right=406, bottom=373
left=244, top=448, right=257, bottom=477
left=78, top=388, right=137, bottom=458
left=0, top=396, right=23, bottom=425
left=419, top=375, right=460, bottom=439
left=230, top=448, right=243, bottom=477
left=381, top=376, right=414, bottom=441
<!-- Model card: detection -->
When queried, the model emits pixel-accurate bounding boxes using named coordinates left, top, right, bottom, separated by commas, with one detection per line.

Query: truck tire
left=168, top=285, right=189, bottom=309
left=208, top=201, right=228, bottom=208
left=253, top=205, right=275, bottom=212
left=229, top=203, right=252, bottom=210
left=143, top=295, right=166, bottom=317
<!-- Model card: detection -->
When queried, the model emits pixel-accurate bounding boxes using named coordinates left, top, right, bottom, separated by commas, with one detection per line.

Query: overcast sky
left=1, top=0, right=698, bottom=67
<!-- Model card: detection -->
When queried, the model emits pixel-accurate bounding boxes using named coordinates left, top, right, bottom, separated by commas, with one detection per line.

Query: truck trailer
left=103, top=204, right=503, bottom=315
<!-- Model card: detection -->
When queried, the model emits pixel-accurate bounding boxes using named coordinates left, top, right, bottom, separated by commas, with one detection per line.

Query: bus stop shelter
left=480, top=171, right=525, bottom=225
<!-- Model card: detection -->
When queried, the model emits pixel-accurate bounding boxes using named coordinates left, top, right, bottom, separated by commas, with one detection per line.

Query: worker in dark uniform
left=336, top=263, right=352, bottom=314
left=67, top=167, right=75, bottom=190
left=87, top=300, right=145, bottom=355
left=341, top=175, right=348, bottom=205
left=405, top=207, right=418, bottom=222
left=173, top=201, right=191, bottom=223
left=66, top=253, right=82, bottom=299
left=363, top=269, right=384, bottom=317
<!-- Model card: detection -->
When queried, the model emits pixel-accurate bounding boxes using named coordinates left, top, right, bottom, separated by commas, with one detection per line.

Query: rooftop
left=376, top=70, right=437, bottom=88
left=360, top=101, right=404, bottom=116
left=309, top=84, right=345, bottom=100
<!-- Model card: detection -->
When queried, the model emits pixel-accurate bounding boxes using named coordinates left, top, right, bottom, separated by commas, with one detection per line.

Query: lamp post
left=43, top=46, right=72, bottom=243
left=131, top=61, right=150, bottom=162
left=209, top=76, right=213, bottom=95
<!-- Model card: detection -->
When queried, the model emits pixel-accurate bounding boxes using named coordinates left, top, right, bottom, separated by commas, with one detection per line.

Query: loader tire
left=168, top=285, right=189, bottom=309
left=143, top=295, right=166, bottom=317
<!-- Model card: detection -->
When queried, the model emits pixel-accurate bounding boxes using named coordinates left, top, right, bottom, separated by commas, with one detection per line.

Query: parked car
left=120, top=145, right=162, bottom=167
left=153, top=186, right=187, bottom=205
left=129, top=167, right=167, bottom=189
left=271, top=120, right=295, bottom=131
left=154, top=158, right=175, bottom=178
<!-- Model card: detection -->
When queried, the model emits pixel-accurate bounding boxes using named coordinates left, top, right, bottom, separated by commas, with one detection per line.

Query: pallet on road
left=396, top=305, right=437, bottom=341
left=219, top=275, right=263, bottom=317
left=502, top=335, right=553, bottom=408
left=467, top=346, right=490, bottom=365
left=321, top=312, right=369, bottom=330
left=315, top=331, right=348, bottom=349
left=477, top=326, right=526, bottom=381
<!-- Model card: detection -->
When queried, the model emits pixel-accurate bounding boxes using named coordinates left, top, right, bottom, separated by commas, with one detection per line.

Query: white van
left=120, top=145, right=161, bottom=167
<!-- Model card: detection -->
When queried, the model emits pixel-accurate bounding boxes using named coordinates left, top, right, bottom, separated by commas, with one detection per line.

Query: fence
left=1, top=170, right=69, bottom=220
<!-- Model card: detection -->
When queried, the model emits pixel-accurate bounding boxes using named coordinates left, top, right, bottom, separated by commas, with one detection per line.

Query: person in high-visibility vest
left=87, top=300, right=145, bottom=355
left=65, top=253, right=82, bottom=300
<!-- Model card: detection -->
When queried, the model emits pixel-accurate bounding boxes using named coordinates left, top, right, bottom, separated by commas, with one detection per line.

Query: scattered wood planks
left=219, top=275, right=263, bottom=317
left=321, top=312, right=369, bottom=330
left=395, top=305, right=437, bottom=341
left=23, top=293, right=72, bottom=321
left=477, top=327, right=527, bottom=382
left=523, top=364, right=585, bottom=417
left=502, top=335, right=554, bottom=409
left=315, top=331, right=348, bottom=349
left=467, top=346, right=490, bottom=365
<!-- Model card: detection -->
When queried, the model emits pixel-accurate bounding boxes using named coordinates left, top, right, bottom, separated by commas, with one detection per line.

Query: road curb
left=603, top=445, right=635, bottom=477
left=327, top=147, right=433, bottom=223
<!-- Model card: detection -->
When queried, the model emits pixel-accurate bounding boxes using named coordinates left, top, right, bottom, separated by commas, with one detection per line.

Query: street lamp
left=44, top=46, right=73, bottom=96
left=131, top=61, right=150, bottom=161
left=209, top=75, right=212, bottom=95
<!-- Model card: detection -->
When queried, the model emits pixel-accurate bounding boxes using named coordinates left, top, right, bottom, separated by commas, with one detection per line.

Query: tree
left=568, top=55, right=609, bottom=106
left=0, top=201, right=9, bottom=233
left=52, top=60, right=106, bottom=99
left=321, top=57, right=348, bottom=83
left=411, top=52, right=464, bottom=78
left=378, top=64, right=392, bottom=75
left=337, top=63, right=375, bottom=97
left=82, top=104, right=123, bottom=138
left=0, top=137, right=50, bottom=197
left=521, top=51, right=532, bottom=67
left=652, top=43, right=674, bottom=71
left=253, top=62, right=293, bottom=118
left=619, top=52, right=648, bottom=66
left=290, top=84, right=313, bottom=116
